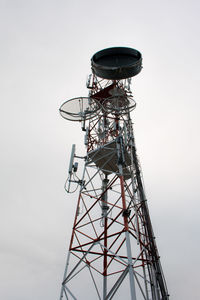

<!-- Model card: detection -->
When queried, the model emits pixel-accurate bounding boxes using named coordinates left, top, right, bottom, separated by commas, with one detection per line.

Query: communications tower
left=59, top=47, right=169, bottom=300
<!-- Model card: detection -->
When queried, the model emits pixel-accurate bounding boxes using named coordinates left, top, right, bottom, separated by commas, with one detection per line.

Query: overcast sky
left=0, top=0, right=200, bottom=299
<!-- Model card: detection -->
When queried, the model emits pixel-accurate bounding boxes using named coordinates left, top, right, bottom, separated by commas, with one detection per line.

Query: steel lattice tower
left=59, top=47, right=169, bottom=300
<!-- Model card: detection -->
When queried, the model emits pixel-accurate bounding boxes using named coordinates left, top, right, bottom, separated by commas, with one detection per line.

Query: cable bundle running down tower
left=59, top=47, right=169, bottom=300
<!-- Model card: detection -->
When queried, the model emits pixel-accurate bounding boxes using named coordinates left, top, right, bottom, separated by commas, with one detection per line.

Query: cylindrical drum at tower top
left=91, top=47, right=142, bottom=80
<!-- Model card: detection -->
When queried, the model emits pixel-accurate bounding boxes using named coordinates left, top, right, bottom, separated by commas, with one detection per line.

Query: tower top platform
left=91, top=47, right=142, bottom=80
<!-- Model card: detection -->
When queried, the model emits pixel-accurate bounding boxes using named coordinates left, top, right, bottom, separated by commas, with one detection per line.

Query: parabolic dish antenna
left=91, top=47, right=142, bottom=80
left=99, top=86, right=136, bottom=114
left=59, top=97, right=100, bottom=121
left=102, top=95, right=136, bottom=114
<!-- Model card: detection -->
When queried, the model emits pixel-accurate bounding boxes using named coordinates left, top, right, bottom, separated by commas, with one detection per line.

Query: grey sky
left=0, top=0, right=200, bottom=299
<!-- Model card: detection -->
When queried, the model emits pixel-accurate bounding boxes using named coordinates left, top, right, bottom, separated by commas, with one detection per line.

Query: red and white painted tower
left=59, top=47, right=169, bottom=300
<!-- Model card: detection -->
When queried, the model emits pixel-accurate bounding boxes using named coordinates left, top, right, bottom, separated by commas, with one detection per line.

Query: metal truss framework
left=60, top=75, right=169, bottom=300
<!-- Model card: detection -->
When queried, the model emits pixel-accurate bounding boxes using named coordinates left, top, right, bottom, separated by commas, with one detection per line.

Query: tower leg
left=59, top=252, right=71, bottom=300
left=102, top=177, right=109, bottom=299
left=120, top=175, right=137, bottom=300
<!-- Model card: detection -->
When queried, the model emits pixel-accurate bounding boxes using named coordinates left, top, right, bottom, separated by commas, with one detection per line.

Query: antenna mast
left=59, top=47, right=169, bottom=300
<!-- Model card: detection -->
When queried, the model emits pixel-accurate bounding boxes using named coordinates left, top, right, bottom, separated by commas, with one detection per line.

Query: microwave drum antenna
left=91, top=47, right=142, bottom=80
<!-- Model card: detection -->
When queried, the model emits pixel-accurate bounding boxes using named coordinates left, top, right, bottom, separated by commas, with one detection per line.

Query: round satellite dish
left=91, top=47, right=142, bottom=80
left=99, top=86, right=136, bottom=115
left=102, top=93, right=136, bottom=114
left=59, top=97, right=100, bottom=121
